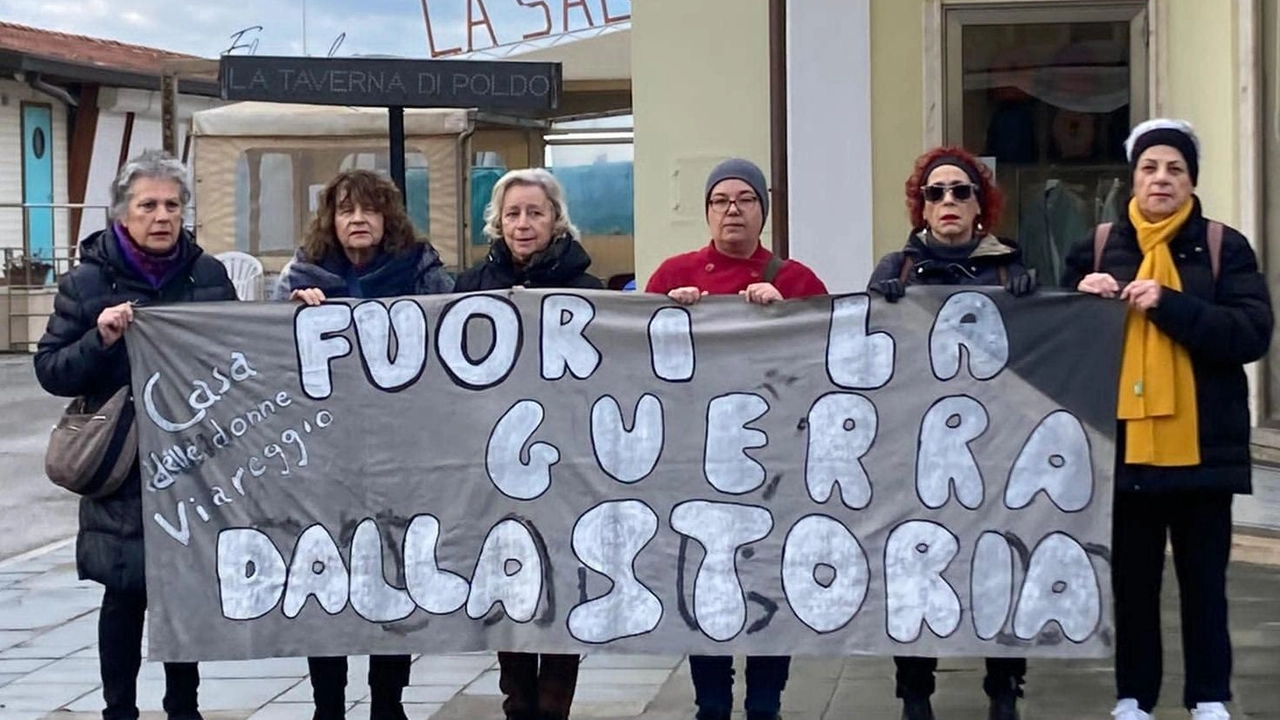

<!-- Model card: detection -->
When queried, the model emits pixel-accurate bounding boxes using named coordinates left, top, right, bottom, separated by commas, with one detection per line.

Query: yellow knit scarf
left=1117, top=197, right=1200, bottom=466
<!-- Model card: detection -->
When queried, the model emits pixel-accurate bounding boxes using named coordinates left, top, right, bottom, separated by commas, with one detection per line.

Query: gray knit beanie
left=705, top=158, right=769, bottom=222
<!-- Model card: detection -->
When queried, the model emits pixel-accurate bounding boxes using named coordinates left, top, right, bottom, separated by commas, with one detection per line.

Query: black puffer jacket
left=1061, top=197, right=1273, bottom=494
left=868, top=231, right=1031, bottom=288
left=33, top=228, right=236, bottom=592
left=455, top=235, right=603, bottom=292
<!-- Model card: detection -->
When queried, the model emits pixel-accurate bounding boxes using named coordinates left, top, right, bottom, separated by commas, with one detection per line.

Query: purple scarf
left=113, top=222, right=183, bottom=289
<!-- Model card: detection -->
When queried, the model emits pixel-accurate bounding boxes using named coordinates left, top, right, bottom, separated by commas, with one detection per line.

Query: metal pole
left=161, top=73, right=179, bottom=156
left=388, top=106, right=407, bottom=203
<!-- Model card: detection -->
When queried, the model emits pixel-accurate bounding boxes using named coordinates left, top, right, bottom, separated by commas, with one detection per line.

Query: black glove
left=1004, top=268, right=1037, bottom=297
left=871, top=278, right=906, bottom=303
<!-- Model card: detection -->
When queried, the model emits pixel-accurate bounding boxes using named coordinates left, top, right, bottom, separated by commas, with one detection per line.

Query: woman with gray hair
left=34, top=150, right=235, bottom=720
left=455, top=167, right=603, bottom=295
left=455, top=167, right=601, bottom=720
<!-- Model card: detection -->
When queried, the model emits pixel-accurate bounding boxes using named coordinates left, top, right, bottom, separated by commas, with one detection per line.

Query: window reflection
left=959, top=22, right=1134, bottom=285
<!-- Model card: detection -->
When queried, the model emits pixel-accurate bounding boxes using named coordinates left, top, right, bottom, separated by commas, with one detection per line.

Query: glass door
left=943, top=2, right=1148, bottom=286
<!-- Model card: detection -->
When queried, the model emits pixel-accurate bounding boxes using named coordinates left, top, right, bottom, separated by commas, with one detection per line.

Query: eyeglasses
left=921, top=183, right=978, bottom=203
left=709, top=195, right=760, bottom=213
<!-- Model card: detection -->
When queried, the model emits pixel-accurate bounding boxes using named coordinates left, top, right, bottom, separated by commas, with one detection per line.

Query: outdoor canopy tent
left=190, top=101, right=547, bottom=272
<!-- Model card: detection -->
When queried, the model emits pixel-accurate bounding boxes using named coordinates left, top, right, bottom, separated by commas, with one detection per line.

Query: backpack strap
left=1089, top=220, right=1222, bottom=281
left=762, top=254, right=784, bottom=284
left=898, top=256, right=915, bottom=285
left=996, top=265, right=1009, bottom=287
left=1092, top=222, right=1114, bottom=273
left=1206, top=220, right=1223, bottom=282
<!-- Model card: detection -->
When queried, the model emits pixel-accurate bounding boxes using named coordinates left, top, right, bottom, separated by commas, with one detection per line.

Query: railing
left=0, top=202, right=113, bottom=289
left=1, top=245, right=80, bottom=288
left=0, top=203, right=111, bottom=351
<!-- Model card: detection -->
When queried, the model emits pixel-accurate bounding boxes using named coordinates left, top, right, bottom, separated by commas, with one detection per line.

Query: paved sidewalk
left=1, top=538, right=1277, bottom=720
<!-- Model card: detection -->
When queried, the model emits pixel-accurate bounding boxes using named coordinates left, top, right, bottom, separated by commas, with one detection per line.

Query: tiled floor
left=0, top=542, right=680, bottom=719
left=2, top=539, right=1279, bottom=719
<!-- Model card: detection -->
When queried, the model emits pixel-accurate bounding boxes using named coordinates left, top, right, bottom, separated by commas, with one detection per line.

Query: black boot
left=311, top=691, right=345, bottom=720
left=369, top=694, right=408, bottom=720
left=988, top=693, right=1019, bottom=720
left=902, top=697, right=936, bottom=720
left=370, top=679, right=408, bottom=720
left=309, top=656, right=347, bottom=720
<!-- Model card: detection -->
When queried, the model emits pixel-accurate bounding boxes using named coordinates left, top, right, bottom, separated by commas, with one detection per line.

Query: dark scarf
left=923, top=232, right=980, bottom=262
left=113, top=222, right=183, bottom=289
left=291, top=244, right=426, bottom=300
left=487, top=235, right=589, bottom=285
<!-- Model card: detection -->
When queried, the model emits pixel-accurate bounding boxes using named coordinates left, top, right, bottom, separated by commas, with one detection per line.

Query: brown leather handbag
left=44, top=385, right=138, bottom=499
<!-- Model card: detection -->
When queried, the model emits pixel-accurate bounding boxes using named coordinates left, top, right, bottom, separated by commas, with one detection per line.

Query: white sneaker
left=1190, top=702, right=1230, bottom=719
left=1112, top=698, right=1154, bottom=720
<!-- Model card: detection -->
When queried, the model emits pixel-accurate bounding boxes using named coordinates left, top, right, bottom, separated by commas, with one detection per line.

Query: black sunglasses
left=921, top=183, right=978, bottom=203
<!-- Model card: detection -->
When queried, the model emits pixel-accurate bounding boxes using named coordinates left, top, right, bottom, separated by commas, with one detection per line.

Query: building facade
left=0, top=22, right=224, bottom=349
left=630, top=0, right=1278, bottom=523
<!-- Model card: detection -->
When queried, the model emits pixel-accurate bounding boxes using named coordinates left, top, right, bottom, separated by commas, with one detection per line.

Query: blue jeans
left=689, top=655, right=791, bottom=719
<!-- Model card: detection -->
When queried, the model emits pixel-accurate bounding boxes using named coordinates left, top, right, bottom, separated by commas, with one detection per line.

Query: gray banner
left=128, top=287, right=1126, bottom=662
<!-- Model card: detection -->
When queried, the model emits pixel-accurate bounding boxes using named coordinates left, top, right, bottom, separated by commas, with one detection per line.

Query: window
left=234, top=149, right=430, bottom=256
left=544, top=114, right=636, bottom=284
left=546, top=143, right=634, bottom=238
left=235, top=152, right=296, bottom=256
left=545, top=115, right=634, bottom=239
left=943, top=3, right=1147, bottom=286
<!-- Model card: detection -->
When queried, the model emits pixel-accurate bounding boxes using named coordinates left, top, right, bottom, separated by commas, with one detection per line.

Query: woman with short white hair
left=455, top=167, right=601, bottom=720
left=455, top=168, right=603, bottom=294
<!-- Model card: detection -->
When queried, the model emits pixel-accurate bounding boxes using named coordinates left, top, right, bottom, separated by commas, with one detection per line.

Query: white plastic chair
left=272, top=256, right=297, bottom=301
left=215, top=251, right=264, bottom=301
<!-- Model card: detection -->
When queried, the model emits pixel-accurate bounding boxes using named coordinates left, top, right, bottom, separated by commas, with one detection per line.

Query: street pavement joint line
left=0, top=537, right=75, bottom=569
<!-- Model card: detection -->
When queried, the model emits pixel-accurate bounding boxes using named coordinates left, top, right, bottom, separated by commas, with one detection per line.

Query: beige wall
left=870, top=1, right=926, bottom=261
left=633, top=0, right=1248, bottom=276
left=1161, top=0, right=1240, bottom=225
left=867, top=0, right=1246, bottom=252
left=631, top=0, right=772, bottom=287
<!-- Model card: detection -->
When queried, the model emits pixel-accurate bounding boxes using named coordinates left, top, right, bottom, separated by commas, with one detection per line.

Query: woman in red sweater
left=645, top=158, right=827, bottom=305
left=644, top=157, right=826, bottom=720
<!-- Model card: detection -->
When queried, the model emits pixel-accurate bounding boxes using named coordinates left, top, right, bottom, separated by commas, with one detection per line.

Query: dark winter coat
left=868, top=231, right=1031, bottom=288
left=33, top=228, right=236, bottom=593
left=1060, top=197, right=1273, bottom=494
left=455, top=235, right=603, bottom=292
left=275, top=241, right=454, bottom=300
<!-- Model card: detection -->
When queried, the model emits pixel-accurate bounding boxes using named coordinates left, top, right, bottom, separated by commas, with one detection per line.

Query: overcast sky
left=0, top=0, right=630, bottom=58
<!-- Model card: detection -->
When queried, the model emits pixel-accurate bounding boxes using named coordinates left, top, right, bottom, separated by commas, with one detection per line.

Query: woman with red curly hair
left=868, top=146, right=1035, bottom=303
left=867, top=147, right=1034, bottom=720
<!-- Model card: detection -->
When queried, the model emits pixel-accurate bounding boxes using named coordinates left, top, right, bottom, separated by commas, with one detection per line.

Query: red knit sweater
left=645, top=242, right=828, bottom=298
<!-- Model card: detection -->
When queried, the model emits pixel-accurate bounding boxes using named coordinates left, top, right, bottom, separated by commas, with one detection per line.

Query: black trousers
left=497, top=651, right=581, bottom=720
left=894, top=656, right=1025, bottom=699
left=308, top=654, right=411, bottom=717
left=1112, top=491, right=1233, bottom=712
left=688, top=654, right=791, bottom=719
left=99, top=587, right=199, bottom=720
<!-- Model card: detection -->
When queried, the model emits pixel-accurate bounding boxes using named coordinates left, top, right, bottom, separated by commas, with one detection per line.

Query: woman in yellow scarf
left=1063, top=119, right=1273, bottom=720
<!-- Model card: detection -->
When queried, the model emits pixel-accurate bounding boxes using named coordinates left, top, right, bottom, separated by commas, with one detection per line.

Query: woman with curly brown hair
left=867, top=146, right=1034, bottom=720
left=276, top=168, right=453, bottom=305
left=276, top=168, right=453, bottom=720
